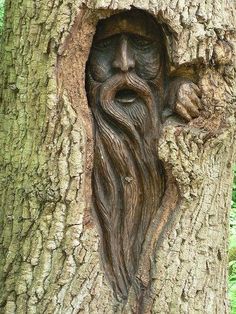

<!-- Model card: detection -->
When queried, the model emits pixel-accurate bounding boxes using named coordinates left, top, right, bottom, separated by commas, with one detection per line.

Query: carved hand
left=166, top=78, right=202, bottom=121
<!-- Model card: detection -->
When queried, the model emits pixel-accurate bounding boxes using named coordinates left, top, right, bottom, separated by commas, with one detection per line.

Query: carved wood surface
left=86, top=10, right=204, bottom=301
left=86, top=11, right=167, bottom=300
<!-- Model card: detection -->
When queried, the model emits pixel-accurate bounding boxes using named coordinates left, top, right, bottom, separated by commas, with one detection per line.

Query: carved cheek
left=135, top=49, right=161, bottom=80
left=89, top=51, right=114, bottom=82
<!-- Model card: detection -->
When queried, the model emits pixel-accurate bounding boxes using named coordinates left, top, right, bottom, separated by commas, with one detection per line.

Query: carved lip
left=115, top=88, right=137, bottom=104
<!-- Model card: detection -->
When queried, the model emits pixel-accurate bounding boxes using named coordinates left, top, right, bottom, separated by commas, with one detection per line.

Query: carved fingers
left=166, top=79, right=202, bottom=122
left=174, top=82, right=202, bottom=121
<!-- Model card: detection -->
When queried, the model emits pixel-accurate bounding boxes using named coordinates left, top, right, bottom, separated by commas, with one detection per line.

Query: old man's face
left=88, top=11, right=164, bottom=105
left=86, top=10, right=166, bottom=300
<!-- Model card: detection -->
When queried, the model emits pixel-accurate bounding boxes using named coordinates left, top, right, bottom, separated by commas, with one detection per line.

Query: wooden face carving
left=89, top=16, right=162, bottom=83
left=86, top=10, right=167, bottom=300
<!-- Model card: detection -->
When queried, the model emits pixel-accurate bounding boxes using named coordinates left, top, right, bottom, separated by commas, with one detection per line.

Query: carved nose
left=112, top=36, right=135, bottom=72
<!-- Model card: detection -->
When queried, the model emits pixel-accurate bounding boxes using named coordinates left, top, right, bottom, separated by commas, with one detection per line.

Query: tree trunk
left=0, top=0, right=235, bottom=313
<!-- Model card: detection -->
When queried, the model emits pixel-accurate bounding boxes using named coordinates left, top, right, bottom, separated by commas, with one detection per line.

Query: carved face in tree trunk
left=86, top=10, right=167, bottom=300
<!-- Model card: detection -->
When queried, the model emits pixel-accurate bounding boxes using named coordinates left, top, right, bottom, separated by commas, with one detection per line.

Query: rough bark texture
left=0, top=0, right=235, bottom=313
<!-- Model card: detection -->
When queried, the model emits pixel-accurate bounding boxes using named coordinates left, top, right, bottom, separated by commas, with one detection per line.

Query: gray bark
left=0, top=0, right=235, bottom=313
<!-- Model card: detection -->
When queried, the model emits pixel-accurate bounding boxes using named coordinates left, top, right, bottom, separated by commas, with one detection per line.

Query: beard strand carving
left=87, top=72, right=166, bottom=299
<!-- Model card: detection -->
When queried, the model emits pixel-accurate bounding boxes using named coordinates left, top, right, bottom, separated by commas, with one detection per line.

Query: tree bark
left=0, top=0, right=235, bottom=313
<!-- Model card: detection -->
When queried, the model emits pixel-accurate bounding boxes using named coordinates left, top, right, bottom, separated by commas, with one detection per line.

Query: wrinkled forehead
left=94, top=11, right=161, bottom=41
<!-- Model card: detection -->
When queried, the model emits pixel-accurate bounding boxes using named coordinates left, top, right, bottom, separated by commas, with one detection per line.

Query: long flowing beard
left=87, top=72, right=165, bottom=299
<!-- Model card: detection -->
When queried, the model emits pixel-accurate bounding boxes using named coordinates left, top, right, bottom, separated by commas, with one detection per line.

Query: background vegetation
left=230, top=165, right=236, bottom=313
left=0, top=1, right=235, bottom=312
left=0, top=0, right=4, bottom=31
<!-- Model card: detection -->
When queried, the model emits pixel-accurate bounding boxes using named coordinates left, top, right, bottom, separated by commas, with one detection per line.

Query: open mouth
left=115, top=89, right=137, bottom=104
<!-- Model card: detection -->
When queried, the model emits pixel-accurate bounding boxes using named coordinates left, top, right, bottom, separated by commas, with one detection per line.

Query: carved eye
left=94, top=37, right=113, bottom=50
left=130, top=35, right=154, bottom=49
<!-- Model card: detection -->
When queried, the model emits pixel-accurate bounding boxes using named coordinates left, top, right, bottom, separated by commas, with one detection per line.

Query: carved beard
left=87, top=72, right=165, bottom=299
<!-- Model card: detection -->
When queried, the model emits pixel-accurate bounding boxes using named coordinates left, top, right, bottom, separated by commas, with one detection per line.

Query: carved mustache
left=93, top=72, right=156, bottom=144
left=99, top=72, right=154, bottom=109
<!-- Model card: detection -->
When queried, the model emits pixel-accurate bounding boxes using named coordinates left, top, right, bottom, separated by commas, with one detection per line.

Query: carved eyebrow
left=93, top=34, right=118, bottom=48
left=94, top=31, right=157, bottom=43
left=129, top=33, right=156, bottom=42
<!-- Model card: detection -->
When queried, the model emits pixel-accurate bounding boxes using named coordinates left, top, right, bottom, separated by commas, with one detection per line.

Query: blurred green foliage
left=0, top=0, right=4, bottom=31
left=230, top=165, right=236, bottom=313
